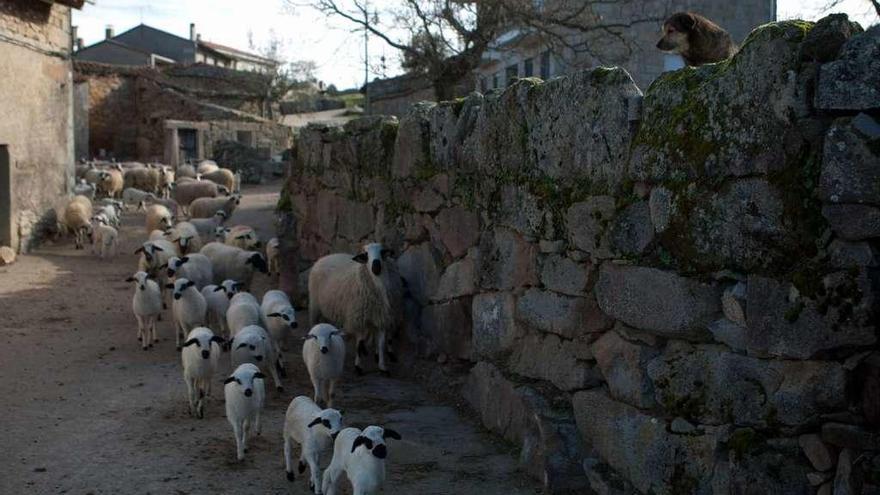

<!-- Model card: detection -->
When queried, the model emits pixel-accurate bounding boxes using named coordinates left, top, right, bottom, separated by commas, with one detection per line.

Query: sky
left=73, top=0, right=879, bottom=90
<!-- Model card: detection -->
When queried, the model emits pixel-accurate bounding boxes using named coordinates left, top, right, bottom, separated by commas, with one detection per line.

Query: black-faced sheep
left=181, top=326, right=224, bottom=418
left=321, top=425, right=402, bottom=495
left=283, top=396, right=343, bottom=492
left=224, top=363, right=265, bottom=461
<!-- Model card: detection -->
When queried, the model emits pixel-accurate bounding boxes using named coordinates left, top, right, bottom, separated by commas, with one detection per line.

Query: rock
left=540, top=254, right=589, bottom=296
left=392, top=102, right=433, bottom=178
left=648, top=186, right=673, bottom=233
left=610, top=201, right=654, bottom=256
left=510, top=332, right=599, bottom=391
left=595, top=264, right=721, bottom=340
left=478, top=228, right=538, bottom=290
left=816, top=25, right=880, bottom=111
left=822, top=204, right=880, bottom=240
left=432, top=249, right=478, bottom=301
left=516, top=289, right=611, bottom=339
left=592, top=330, right=658, bottom=409
left=670, top=417, right=697, bottom=435
left=419, top=299, right=472, bottom=360
left=396, top=243, right=442, bottom=306
left=582, top=457, right=637, bottom=495
left=708, top=318, right=747, bottom=352
left=833, top=449, right=863, bottom=495
left=0, top=246, right=15, bottom=266
left=801, top=14, right=864, bottom=63
left=471, top=292, right=520, bottom=358
left=433, top=207, right=480, bottom=259
left=647, top=343, right=847, bottom=426
left=821, top=423, right=880, bottom=451
left=335, top=197, right=375, bottom=241
left=745, top=276, right=876, bottom=359
left=539, top=240, right=565, bottom=253
left=818, top=482, right=832, bottom=495
left=498, top=185, right=543, bottom=238
left=572, top=390, right=717, bottom=494
left=807, top=471, right=831, bottom=486
left=715, top=441, right=814, bottom=494
left=722, top=282, right=747, bottom=327
left=566, top=197, right=616, bottom=258
left=798, top=434, right=836, bottom=472
left=828, top=239, right=877, bottom=268
left=819, top=115, right=880, bottom=205
left=412, top=187, right=444, bottom=213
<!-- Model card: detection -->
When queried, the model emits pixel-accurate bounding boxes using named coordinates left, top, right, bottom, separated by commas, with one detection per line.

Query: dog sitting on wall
left=656, top=12, right=736, bottom=66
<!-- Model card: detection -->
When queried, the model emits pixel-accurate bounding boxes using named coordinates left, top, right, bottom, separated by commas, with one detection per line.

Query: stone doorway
left=0, top=145, right=10, bottom=248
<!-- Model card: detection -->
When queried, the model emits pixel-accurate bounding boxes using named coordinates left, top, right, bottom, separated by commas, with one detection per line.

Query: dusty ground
left=0, top=182, right=541, bottom=495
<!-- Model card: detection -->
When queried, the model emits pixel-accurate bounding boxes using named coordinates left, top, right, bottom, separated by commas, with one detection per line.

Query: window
left=524, top=58, right=534, bottom=77
left=540, top=51, right=551, bottom=79
left=505, top=64, right=518, bottom=86
left=237, top=131, right=254, bottom=146
left=492, top=72, right=500, bottom=89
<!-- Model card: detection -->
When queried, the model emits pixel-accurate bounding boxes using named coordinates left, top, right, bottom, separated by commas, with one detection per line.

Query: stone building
left=0, top=0, right=83, bottom=253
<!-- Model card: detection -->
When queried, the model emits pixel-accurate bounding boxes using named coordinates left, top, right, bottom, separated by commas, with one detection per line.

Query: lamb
left=200, top=242, right=267, bottom=289
left=201, top=168, right=235, bottom=192
left=63, top=195, right=93, bottom=249
left=83, top=167, right=106, bottom=186
left=282, top=396, right=344, bottom=492
left=122, top=187, right=156, bottom=211
left=308, top=243, right=405, bottom=375
left=225, top=225, right=261, bottom=250
left=127, top=271, right=162, bottom=350
left=73, top=179, right=96, bottom=199
left=167, top=221, right=203, bottom=255
left=224, top=363, right=266, bottom=461
left=230, top=325, right=283, bottom=392
left=226, top=291, right=263, bottom=337
left=197, top=160, right=219, bottom=175
left=189, top=194, right=240, bottom=219
left=321, top=426, right=402, bottom=495
left=91, top=221, right=118, bottom=258
left=123, top=167, right=161, bottom=194
left=168, top=277, right=207, bottom=350
left=181, top=326, right=224, bottom=418
left=158, top=166, right=175, bottom=198
left=145, top=204, right=174, bottom=234
left=188, top=210, right=227, bottom=239
left=172, top=180, right=225, bottom=215
left=201, top=279, right=242, bottom=339
left=262, top=290, right=298, bottom=376
left=136, top=239, right=178, bottom=308
left=94, top=203, right=120, bottom=228
left=98, top=168, right=124, bottom=199
left=177, top=163, right=197, bottom=178
left=302, top=323, right=345, bottom=408
left=166, top=254, right=213, bottom=290
left=266, top=237, right=280, bottom=276
left=214, top=226, right=231, bottom=242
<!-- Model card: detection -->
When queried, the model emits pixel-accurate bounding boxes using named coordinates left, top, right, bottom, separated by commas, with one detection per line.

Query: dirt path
left=0, top=182, right=540, bottom=495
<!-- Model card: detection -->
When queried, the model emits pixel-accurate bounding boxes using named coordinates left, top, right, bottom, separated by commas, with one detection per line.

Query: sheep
left=127, top=271, right=162, bottom=350
left=201, top=168, right=235, bottom=191
left=97, top=168, right=124, bottom=199
left=91, top=221, right=118, bottom=258
left=282, top=396, right=344, bottom=492
left=167, top=221, right=203, bottom=255
left=189, top=194, right=240, bottom=219
left=145, top=204, right=174, bottom=234
left=148, top=229, right=168, bottom=241
left=94, top=203, right=120, bottom=228
left=63, top=195, right=93, bottom=249
left=230, top=325, right=283, bottom=392
left=200, top=242, right=267, bottom=289
left=177, top=163, right=197, bottom=178
left=201, top=279, right=242, bottom=339
left=302, top=323, right=345, bottom=408
left=123, top=167, right=161, bottom=194
left=181, top=326, right=224, bottom=418
left=167, top=254, right=213, bottom=290
left=225, top=225, right=261, bottom=250
left=224, top=363, right=266, bottom=461
left=143, top=196, right=180, bottom=218
left=308, top=243, right=405, bottom=375
left=188, top=210, right=228, bottom=239
left=214, top=226, right=231, bottom=242
left=158, top=166, right=175, bottom=198
left=73, top=179, right=96, bottom=199
left=262, top=290, right=298, bottom=376
left=122, top=187, right=156, bottom=211
left=172, top=180, right=226, bottom=215
left=136, top=239, right=178, bottom=309
left=197, top=160, right=219, bottom=175
left=83, top=167, right=106, bottom=186
left=226, top=291, right=263, bottom=337
left=168, top=278, right=207, bottom=350
left=266, top=237, right=280, bottom=276
left=321, top=426, right=402, bottom=495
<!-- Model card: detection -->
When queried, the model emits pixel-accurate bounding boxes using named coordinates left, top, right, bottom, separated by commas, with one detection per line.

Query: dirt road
left=0, top=182, right=540, bottom=495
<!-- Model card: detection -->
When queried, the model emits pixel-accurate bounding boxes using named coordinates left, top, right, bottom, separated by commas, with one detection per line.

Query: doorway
left=0, top=145, right=10, bottom=247
left=178, top=129, right=198, bottom=163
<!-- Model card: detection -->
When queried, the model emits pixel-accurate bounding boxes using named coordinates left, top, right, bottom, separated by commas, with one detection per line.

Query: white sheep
left=168, top=278, right=207, bottom=350
left=201, top=279, right=242, bottom=339
left=145, top=204, right=174, bottom=234
left=63, top=195, right=93, bottom=249
left=73, top=179, right=96, bottom=199
left=321, top=426, right=402, bottom=495
left=177, top=163, right=197, bottom=179
left=201, top=168, right=235, bottom=191
left=214, top=226, right=231, bottom=242
left=230, top=325, right=283, bottom=392
left=123, top=167, right=160, bottom=194
left=166, top=254, right=213, bottom=290
left=148, top=229, right=168, bottom=241
left=197, top=160, right=219, bottom=175
left=136, top=239, right=178, bottom=307
left=308, top=243, right=405, bottom=375
left=181, top=326, right=224, bottom=418
left=226, top=291, right=263, bottom=337
left=189, top=194, right=240, bottom=219
left=282, top=396, right=344, bottom=492
left=167, top=221, right=203, bottom=255
left=122, top=187, right=156, bottom=211
left=127, top=271, right=162, bottom=350
left=143, top=196, right=180, bottom=217
left=188, top=210, right=227, bottom=239
left=261, top=290, right=298, bottom=376
left=224, top=362, right=266, bottom=461
left=200, top=242, right=267, bottom=289
left=302, top=323, right=345, bottom=408
left=94, top=203, right=120, bottom=228
left=224, top=225, right=261, bottom=250
left=172, top=180, right=225, bottom=216
left=91, top=221, right=118, bottom=258
left=266, top=237, right=280, bottom=276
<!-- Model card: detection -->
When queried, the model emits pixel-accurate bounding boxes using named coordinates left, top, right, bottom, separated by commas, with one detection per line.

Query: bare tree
left=290, top=0, right=663, bottom=100
left=822, top=0, right=880, bottom=18
left=248, top=29, right=320, bottom=118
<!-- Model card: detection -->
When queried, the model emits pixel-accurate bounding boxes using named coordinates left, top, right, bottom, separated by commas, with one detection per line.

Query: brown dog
left=656, top=12, right=736, bottom=66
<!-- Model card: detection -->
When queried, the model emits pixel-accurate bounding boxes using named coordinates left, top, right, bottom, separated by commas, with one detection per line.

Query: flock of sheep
left=59, top=159, right=406, bottom=494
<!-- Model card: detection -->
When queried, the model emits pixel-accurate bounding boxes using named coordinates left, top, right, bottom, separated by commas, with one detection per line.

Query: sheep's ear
left=182, top=338, right=199, bottom=348
left=181, top=256, right=189, bottom=263
left=381, top=248, right=394, bottom=258
left=153, top=245, right=164, bottom=252
left=133, top=247, right=144, bottom=254
left=351, top=436, right=373, bottom=453
left=235, top=234, right=248, bottom=240
left=267, top=312, right=283, bottom=318
left=307, top=417, right=323, bottom=428
left=303, top=335, right=317, bottom=341
left=165, top=283, right=174, bottom=289
left=383, top=428, right=402, bottom=440
left=125, top=277, right=136, bottom=282
left=185, top=280, right=196, bottom=289
left=223, top=376, right=238, bottom=384
left=352, top=253, right=368, bottom=264
left=213, top=286, right=225, bottom=292
left=210, top=335, right=225, bottom=345
left=236, top=342, right=249, bottom=349
left=253, top=372, right=266, bottom=379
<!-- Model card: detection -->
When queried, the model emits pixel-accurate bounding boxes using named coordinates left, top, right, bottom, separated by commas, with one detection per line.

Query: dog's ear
left=679, top=12, right=697, bottom=31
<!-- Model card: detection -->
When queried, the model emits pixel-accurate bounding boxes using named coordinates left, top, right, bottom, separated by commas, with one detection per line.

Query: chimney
left=105, top=25, right=114, bottom=39
left=71, top=25, right=78, bottom=50
left=190, top=23, right=196, bottom=41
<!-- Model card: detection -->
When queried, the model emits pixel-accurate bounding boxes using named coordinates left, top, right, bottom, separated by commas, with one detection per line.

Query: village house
left=0, top=0, right=83, bottom=253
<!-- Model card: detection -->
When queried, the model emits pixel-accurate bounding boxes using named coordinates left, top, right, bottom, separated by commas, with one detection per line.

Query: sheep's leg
left=232, top=421, right=245, bottom=461
left=149, top=315, right=158, bottom=345
left=136, top=315, right=145, bottom=348
left=376, top=329, right=388, bottom=374
left=175, top=319, right=182, bottom=350
left=311, top=376, right=322, bottom=406
left=254, top=410, right=262, bottom=436
left=284, top=436, right=295, bottom=481
left=269, top=361, right=283, bottom=393
left=354, top=336, right=366, bottom=376
left=185, top=377, right=197, bottom=417
left=322, top=465, right=340, bottom=495
left=307, top=450, right=321, bottom=493
left=326, top=380, right=336, bottom=409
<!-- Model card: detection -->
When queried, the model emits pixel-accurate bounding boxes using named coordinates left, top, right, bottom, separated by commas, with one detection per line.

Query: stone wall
left=281, top=18, right=880, bottom=494
left=0, top=0, right=75, bottom=251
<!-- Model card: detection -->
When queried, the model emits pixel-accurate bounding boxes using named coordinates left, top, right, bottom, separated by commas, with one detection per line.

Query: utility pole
left=363, top=0, right=370, bottom=114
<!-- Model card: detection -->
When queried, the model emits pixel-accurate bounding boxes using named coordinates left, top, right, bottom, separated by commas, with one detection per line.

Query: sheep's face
left=220, top=279, right=242, bottom=299
left=214, top=227, right=230, bottom=241
left=127, top=271, right=151, bottom=291
left=353, top=243, right=393, bottom=277
left=167, top=256, right=189, bottom=278
left=182, top=332, right=224, bottom=359
left=352, top=426, right=402, bottom=459
left=177, top=235, right=194, bottom=253
left=234, top=332, right=266, bottom=363
left=171, top=278, right=196, bottom=299
left=308, top=409, right=344, bottom=439
left=267, top=307, right=298, bottom=330
left=225, top=367, right=265, bottom=397
left=307, top=324, right=343, bottom=354
left=214, top=210, right=227, bottom=222
left=246, top=252, right=268, bottom=273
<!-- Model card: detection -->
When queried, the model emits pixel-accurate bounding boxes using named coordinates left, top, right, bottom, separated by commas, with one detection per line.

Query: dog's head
left=657, top=12, right=696, bottom=53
